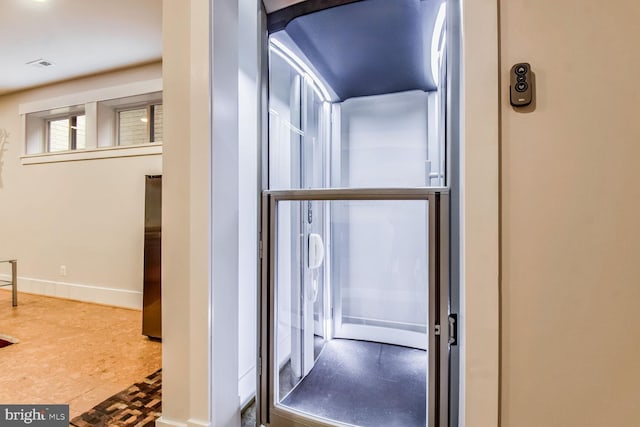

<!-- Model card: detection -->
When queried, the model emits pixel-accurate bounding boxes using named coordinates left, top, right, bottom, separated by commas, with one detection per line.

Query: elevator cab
left=258, top=1, right=452, bottom=426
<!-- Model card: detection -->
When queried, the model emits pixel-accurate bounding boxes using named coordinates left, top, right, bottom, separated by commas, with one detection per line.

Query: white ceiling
left=0, top=0, right=162, bottom=95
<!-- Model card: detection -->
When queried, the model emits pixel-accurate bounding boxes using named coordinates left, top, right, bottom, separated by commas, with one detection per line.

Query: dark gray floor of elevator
left=280, top=339, right=427, bottom=427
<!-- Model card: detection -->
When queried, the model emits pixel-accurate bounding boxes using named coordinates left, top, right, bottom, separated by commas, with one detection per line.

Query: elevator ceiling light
left=431, top=2, right=446, bottom=86
left=270, top=38, right=331, bottom=102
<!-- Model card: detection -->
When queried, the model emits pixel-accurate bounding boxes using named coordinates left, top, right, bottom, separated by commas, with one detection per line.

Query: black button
left=517, top=75, right=526, bottom=82
left=515, top=82, right=528, bottom=92
left=515, top=64, right=528, bottom=75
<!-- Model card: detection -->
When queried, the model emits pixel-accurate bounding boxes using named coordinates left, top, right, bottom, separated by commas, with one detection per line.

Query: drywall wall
left=238, top=0, right=261, bottom=408
left=0, top=62, right=162, bottom=309
left=210, top=0, right=242, bottom=422
left=159, top=0, right=213, bottom=426
left=500, top=1, right=640, bottom=426
left=459, top=0, right=500, bottom=424
left=158, top=0, right=193, bottom=424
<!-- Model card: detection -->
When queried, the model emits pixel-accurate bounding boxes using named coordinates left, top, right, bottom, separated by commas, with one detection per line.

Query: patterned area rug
left=70, top=369, right=162, bottom=427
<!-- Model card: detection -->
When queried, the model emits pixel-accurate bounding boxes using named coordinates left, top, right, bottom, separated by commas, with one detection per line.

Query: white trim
left=460, top=0, right=501, bottom=425
left=155, top=418, right=209, bottom=427
left=155, top=417, right=211, bottom=427
left=210, top=0, right=240, bottom=425
left=0, top=274, right=142, bottom=309
left=155, top=417, right=188, bottom=427
left=238, top=365, right=257, bottom=407
left=334, top=323, right=427, bottom=350
left=20, top=142, right=162, bottom=164
left=18, top=79, right=163, bottom=115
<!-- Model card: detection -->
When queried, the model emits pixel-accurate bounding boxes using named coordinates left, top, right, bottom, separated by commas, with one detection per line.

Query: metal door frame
left=258, top=187, right=450, bottom=427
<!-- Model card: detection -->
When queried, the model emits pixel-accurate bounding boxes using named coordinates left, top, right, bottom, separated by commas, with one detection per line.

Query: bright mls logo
left=0, top=405, right=68, bottom=426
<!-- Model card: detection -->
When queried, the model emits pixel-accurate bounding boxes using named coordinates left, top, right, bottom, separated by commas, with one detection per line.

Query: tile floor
left=0, top=290, right=161, bottom=420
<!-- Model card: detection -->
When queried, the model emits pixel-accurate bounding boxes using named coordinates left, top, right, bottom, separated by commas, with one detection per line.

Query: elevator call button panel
left=510, top=62, right=533, bottom=107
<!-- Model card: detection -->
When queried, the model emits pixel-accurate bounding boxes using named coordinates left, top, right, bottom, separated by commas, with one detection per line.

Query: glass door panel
left=331, top=200, right=428, bottom=350
left=263, top=190, right=447, bottom=427
left=269, top=47, right=302, bottom=190
left=269, top=47, right=328, bottom=192
left=274, top=200, right=318, bottom=402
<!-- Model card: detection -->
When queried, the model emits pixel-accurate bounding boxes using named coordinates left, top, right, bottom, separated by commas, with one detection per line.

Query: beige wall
left=0, top=63, right=162, bottom=308
left=500, top=1, right=640, bottom=426
left=159, top=0, right=211, bottom=425
left=460, top=0, right=501, bottom=423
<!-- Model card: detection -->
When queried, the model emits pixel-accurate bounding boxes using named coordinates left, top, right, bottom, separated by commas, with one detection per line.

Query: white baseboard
left=155, top=417, right=209, bottom=427
left=238, top=366, right=257, bottom=408
left=155, top=417, right=187, bottom=427
left=0, top=274, right=142, bottom=309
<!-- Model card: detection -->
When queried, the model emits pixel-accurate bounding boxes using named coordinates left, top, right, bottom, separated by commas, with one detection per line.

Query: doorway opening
left=258, top=1, right=454, bottom=426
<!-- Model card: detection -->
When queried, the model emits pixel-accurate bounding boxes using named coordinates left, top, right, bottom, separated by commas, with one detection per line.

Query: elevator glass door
left=261, top=2, right=451, bottom=424
left=259, top=189, right=449, bottom=427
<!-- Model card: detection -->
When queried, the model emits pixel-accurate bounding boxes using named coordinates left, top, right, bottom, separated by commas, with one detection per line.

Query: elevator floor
left=280, top=338, right=427, bottom=427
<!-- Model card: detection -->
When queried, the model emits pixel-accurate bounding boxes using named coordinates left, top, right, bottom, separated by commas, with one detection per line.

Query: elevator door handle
left=308, top=233, right=324, bottom=269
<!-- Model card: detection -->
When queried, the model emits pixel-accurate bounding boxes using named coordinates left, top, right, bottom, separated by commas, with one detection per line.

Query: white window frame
left=45, top=112, right=87, bottom=153
left=19, top=79, right=163, bottom=164
left=115, top=102, right=163, bottom=146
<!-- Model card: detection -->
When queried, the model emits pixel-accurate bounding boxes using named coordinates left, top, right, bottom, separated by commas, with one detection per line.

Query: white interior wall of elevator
left=334, top=91, right=433, bottom=343
left=331, top=200, right=429, bottom=331
left=268, top=85, right=443, bottom=345
left=337, top=90, right=431, bottom=188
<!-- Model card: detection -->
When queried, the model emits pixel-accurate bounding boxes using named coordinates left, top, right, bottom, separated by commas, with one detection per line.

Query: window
left=21, top=84, right=163, bottom=161
left=47, top=114, right=86, bottom=152
left=118, top=104, right=163, bottom=146
left=153, top=104, right=163, bottom=142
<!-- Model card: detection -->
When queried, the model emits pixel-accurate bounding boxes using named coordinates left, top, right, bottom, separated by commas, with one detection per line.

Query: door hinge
left=258, top=357, right=262, bottom=376
left=258, top=238, right=263, bottom=259
left=434, top=324, right=441, bottom=336
left=448, top=314, right=458, bottom=346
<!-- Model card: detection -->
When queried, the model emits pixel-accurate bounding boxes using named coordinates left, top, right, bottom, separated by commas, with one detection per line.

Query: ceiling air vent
left=26, top=59, right=54, bottom=68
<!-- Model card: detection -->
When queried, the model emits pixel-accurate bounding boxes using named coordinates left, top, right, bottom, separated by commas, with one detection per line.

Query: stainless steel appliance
left=142, top=175, right=162, bottom=339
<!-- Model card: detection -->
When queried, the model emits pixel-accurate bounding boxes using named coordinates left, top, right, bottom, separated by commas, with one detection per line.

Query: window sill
left=21, top=143, right=162, bottom=165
